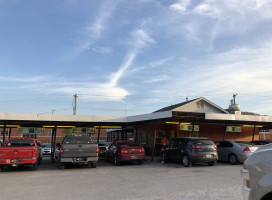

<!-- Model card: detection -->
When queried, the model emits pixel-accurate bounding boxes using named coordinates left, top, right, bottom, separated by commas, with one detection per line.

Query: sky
left=0, top=0, right=272, bottom=116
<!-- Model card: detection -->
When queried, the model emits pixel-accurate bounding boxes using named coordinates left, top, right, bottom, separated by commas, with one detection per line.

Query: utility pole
left=73, top=94, right=78, bottom=115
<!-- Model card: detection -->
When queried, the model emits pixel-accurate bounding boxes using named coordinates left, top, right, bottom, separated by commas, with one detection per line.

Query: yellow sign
left=180, top=125, right=199, bottom=131
left=226, top=126, right=242, bottom=132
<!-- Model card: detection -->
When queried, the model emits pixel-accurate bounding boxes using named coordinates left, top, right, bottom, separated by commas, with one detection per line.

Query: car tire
left=138, top=161, right=142, bottom=165
left=182, top=154, right=192, bottom=167
left=229, top=154, right=238, bottom=165
left=114, top=156, right=120, bottom=166
left=208, top=161, right=216, bottom=166
left=38, top=157, right=42, bottom=165
left=59, top=163, right=65, bottom=170
left=162, top=152, right=168, bottom=163
left=0, top=165, right=3, bottom=172
left=32, top=161, right=38, bottom=171
left=91, top=162, right=97, bottom=168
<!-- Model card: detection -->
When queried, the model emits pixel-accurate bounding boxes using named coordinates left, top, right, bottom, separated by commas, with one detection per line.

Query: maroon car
left=105, top=141, right=145, bottom=165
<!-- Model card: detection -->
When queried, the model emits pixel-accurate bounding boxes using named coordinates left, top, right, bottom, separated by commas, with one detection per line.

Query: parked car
left=241, top=143, right=272, bottom=200
left=105, top=141, right=145, bottom=166
left=57, top=136, right=99, bottom=170
left=215, top=140, right=259, bottom=165
left=161, top=137, right=218, bottom=167
left=0, top=138, right=42, bottom=171
left=41, top=143, right=52, bottom=156
left=93, top=140, right=110, bottom=156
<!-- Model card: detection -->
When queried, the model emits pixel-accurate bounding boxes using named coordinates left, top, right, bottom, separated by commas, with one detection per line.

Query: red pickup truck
left=0, top=138, right=42, bottom=171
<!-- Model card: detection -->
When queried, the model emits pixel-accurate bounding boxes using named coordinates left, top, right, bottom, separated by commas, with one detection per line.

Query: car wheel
left=162, top=152, right=168, bottom=163
left=182, top=154, right=192, bottom=167
left=208, top=161, right=216, bottom=166
left=32, top=161, right=38, bottom=171
left=229, top=154, right=238, bottom=165
left=114, top=156, right=120, bottom=166
left=0, top=165, right=3, bottom=172
left=91, top=162, right=97, bottom=168
left=59, top=163, right=65, bottom=170
left=138, top=161, right=142, bottom=165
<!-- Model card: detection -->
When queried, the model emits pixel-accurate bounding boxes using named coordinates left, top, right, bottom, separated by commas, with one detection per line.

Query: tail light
left=140, top=147, right=145, bottom=153
left=96, top=146, right=99, bottom=154
left=191, top=145, right=202, bottom=149
left=121, top=149, right=128, bottom=154
left=213, top=145, right=217, bottom=150
left=243, top=147, right=251, bottom=152
left=60, top=146, right=64, bottom=154
left=32, top=147, right=37, bottom=155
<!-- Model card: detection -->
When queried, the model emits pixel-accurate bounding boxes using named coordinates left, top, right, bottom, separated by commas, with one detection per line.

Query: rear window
left=63, top=137, right=92, bottom=144
left=193, top=139, right=214, bottom=145
left=8, top=139, right=35, bottom=147
left=235, top=141, right=253, bottom=146
left=42, top=144, right=51, bottom=148
left=119, top=143, right=140, bottom=147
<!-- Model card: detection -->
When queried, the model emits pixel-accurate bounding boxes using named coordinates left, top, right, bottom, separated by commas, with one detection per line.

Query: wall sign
left=226, top=126, right=242, bottom=132
left=180, top=125, right=199, bottom=131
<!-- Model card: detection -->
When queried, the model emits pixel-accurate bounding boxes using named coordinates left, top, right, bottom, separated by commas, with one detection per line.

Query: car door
left=106, top=143, right=116, bottom=162
left=170, top=139, right=185, bottom=161
left=217, top=141, right=233, bottom=161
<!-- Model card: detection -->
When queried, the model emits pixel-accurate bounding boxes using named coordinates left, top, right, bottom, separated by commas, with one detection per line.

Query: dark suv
left=161, top=137, right=218, bottom=167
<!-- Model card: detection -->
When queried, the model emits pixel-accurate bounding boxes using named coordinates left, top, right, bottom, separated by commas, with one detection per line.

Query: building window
left=156, top=131, right=165, bottom=144
left=1, top=131, right=9, bottom=136
left=137, top=131, right=151, bottom=144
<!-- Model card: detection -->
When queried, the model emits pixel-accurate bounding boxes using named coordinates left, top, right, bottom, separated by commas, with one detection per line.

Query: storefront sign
left=226, top=126, right=242, bottom=132
left=180, top=125, right=199, bottom=131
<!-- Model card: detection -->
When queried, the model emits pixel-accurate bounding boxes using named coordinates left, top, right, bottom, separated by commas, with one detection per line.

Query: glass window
left=8, top=139, right=35, bottom=147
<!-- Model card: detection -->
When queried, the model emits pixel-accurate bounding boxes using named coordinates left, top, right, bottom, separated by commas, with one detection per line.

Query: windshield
left=42, top=144, right=51, bottom=148
left=193, top=139, right=214, bottom=145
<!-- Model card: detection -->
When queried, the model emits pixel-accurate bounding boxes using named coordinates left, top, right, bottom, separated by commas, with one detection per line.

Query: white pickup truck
left=241, top=143, right=272, bottom=200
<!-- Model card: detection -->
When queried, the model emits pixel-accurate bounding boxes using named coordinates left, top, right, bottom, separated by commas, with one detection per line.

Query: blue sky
left=1, top=0, right=272, bottom=116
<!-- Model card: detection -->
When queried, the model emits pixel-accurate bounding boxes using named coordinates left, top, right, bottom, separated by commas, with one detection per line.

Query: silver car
left=215, top=140, right=259, bottom=165
left=41, top=143, right=52, bottom=156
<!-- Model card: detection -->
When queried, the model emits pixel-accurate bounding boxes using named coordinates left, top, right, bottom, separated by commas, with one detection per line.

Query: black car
left=93, top=140, right=110, bottom=156
left=161, top=137, right=218, bottom=167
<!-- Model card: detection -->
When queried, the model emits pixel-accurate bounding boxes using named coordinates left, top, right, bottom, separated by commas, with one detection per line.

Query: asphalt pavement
left=0, top=157, right=243, bottom=200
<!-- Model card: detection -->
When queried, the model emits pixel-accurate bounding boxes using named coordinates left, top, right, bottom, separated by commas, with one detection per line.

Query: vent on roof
left=228, top=94, right=241, bottom=114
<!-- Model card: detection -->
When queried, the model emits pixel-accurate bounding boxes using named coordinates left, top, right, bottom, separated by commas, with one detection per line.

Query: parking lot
left=0, top=157, right=243, bottom=200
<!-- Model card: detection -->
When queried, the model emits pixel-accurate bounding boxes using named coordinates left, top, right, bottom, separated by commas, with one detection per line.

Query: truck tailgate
left=61, top=144, right=97, bottom=158
left=0, top=147, right=35, bottom=159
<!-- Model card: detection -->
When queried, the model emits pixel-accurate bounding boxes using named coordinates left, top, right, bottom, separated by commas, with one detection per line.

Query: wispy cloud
left=170, top=0, right=191, bottom=13
left=144, top=75, right=169, bottom=83
left=74, top=1, right=116, bottom=55
left=2, top=29, right=156, bottom=102
left=92, top=46, right=113, bottom=54
left=150, top=57, right=174, bottom=68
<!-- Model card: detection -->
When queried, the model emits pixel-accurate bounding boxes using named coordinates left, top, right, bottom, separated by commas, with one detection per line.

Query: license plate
left=206, top=155, right=212, bottom=158
left=11, top=159, right=18, bottom=163
left=131, top=155, right=137, bottom=159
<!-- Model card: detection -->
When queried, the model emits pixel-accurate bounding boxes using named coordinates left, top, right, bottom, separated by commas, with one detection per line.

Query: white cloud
left=75, top=1, right=116, bottom=55
left=144, top=75, right=169, bottom=83
left=170, top=0, right=191, bottom=12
